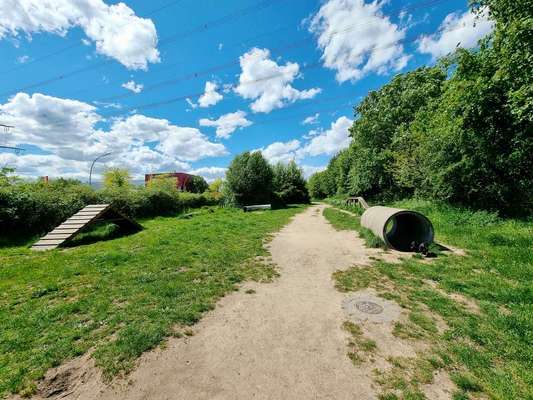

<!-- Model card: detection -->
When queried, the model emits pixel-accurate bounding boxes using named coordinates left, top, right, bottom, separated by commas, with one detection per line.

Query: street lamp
left=89, top=152, right=112, bottom=186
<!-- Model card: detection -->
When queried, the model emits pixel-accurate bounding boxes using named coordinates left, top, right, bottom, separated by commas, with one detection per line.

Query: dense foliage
left=225, top=152, right=310, bottom=206
left=0, top=176, right=217, bottom=239
left=272, top=160, right=310, bottom=204
left=186, top=175, right=209, bottom=194
left=309, top=0, right=532, bottom=215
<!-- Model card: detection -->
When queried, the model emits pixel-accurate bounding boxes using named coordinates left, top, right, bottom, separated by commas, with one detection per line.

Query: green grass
left=342, top=321, right=377, bottom=365
left=331, top=199, right=533, bottom=399
left=322, top=207, right=385, bottom=248
left=0, top=206, right=305, bottom=397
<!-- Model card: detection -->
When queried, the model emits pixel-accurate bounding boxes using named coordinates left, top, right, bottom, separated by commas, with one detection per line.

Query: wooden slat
left=41, top=233, right=74, bottom=240
left=33, top=239, right=65, bottom=246
left=68, top=216, right=96, bottom=221
left=74, top=212, right=101, bottom=216
left=32, top=245, right=59, bottom=251
left=55, top=223, right=86, bottom=230
left=83, top=205, right=109, bottom=209
left=50, top=228, right=80, bottom=234
left=50, top=231, right=80, bottom=236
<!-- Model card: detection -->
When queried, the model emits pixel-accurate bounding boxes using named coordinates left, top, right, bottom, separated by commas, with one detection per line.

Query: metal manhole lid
left=355, top=301, right=383, bottom=314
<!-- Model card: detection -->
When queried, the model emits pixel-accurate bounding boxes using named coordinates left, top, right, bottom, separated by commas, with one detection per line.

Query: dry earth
left=22, top=205, right=454, bottom=400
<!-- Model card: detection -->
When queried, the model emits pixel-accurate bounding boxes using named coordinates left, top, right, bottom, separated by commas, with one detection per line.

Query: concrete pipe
left=360, top=206, right=434, bottom=252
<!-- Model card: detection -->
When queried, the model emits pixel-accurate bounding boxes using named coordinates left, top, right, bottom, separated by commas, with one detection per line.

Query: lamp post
left=89, top=152, right=112, bottom=186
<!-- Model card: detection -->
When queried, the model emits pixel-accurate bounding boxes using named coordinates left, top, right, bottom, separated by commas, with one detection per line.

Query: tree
left=272, top=161, right=310, bottom=204
left=147, top=174, right=178, bottom=193
left=349, top=66, right=446, bottom=199
left=225, top=151, right=273, bottom=205
left=186, top=175, right=208, bottom=193
left=103, top=168, right=131, bottom=190
left=308, top=171, right=328, bottom=199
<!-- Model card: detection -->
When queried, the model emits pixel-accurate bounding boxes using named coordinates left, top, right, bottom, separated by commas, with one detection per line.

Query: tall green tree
left=186, top=175, right=209, bottom=193
left=226, top=151, right=273, bottom=205
left=349, top=66, right=446, bottom=199
left=272, top=161, right=310, bottom=204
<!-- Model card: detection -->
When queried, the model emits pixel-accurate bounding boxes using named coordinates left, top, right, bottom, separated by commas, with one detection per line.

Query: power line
left=61, top=0, right=452, bottom=104
left=0, top=0, right=447, bottom=99
left=0, top=0, right=286, bottom=97
left=0, top=0, right=188, bottom=75
left=0, top=24, right=447, bottom=135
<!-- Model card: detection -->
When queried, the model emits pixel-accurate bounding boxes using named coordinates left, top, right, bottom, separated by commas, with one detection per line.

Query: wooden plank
left=51, top=228, right=80, bottom=234
left=74, top=211, right=101, bottom=216
left=83, top=205, right=109, bottom=209
left=55, top=223, right=86, bottom=230
left=32, top=245, right=59, bottom=251
left=33, top=239, right=65, bottom=246
left=67, top=216, right=96, bottom=221
left=41, top=233, right=74, bottom=240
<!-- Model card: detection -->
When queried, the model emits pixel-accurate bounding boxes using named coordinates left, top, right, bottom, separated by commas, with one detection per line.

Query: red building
left=144, top=172, right=194, bottom=191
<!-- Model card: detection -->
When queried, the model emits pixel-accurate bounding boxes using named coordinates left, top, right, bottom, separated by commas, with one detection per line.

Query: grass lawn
left=0, top=206, right=305, bottom=397
left=324, top=200, right=532, bottom=400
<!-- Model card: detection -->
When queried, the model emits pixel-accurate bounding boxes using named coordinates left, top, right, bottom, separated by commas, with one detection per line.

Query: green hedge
left=0, top=181, right=218, bottom=238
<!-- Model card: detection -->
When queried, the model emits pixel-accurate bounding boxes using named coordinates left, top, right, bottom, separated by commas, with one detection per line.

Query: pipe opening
left=384, top=211, right=434, bottom=252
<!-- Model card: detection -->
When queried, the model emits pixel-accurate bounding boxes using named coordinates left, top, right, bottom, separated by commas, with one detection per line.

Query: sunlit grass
left=0, top=206, right=305, bottom=397
left=331, top=199, right=533, bottom=399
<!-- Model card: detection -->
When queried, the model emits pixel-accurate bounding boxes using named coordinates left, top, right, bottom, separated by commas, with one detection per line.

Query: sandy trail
left=38, top=205, right=385, bottom=399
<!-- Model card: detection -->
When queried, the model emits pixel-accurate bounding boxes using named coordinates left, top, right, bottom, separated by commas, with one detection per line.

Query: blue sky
left=0, top=0, right=492, bottom=182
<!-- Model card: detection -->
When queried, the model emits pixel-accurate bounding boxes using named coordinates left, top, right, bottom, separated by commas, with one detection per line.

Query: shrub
left=0, top=177, right=217, bottom=239
left=103, top=168, right=131, bottom=190
left=0, top=180, right=99, bottom=237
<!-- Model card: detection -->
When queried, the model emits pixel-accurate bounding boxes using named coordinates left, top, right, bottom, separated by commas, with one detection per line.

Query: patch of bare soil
left=11, top=353, right=99, bottom=400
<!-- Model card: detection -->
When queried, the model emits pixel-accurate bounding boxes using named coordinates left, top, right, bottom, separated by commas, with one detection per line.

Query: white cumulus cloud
left=121, top=80, right=143, bottom=93
left=199, top=110, right=252, bottom=139
left=260, top=139, right=302, bottom=164
left=302, top=113, right=320, bottom=125
left=418, top=9, right=493, bottom=59
left=300, top=164, right=326, bottom=179
left=309, top=0, right=409, bottom=83
left=0, top=93, right=227, bottom=179
left=234, top=48, right=321, bottom=113
left=198, top=81, right=223, bottom=108
left=302, top=116, right=352, bottom=156
left=190, top=166, right=227, bottom=183
left=0, top=0, right=160, bottom=70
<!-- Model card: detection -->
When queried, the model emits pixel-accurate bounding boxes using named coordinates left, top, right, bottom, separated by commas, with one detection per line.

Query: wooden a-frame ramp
left=31, top=204, right=142, bottom=251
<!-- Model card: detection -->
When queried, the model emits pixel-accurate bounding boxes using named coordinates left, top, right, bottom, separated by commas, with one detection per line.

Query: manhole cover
left=356, top=301, right=383, bottom=314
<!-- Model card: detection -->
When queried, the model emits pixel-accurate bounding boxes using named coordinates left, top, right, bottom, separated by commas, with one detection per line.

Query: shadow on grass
left=0, top=234, right=37, bottom=249
left=64, top=222, right=137, bottom=247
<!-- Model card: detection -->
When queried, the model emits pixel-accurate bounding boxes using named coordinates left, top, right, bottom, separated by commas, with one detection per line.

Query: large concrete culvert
left=360, top=206, right=434, bottom=252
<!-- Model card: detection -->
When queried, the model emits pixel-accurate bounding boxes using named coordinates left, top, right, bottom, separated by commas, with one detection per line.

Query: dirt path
left=45, top=204, right=377, bottom=399
left=32, top=204, right=454, bottom=400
